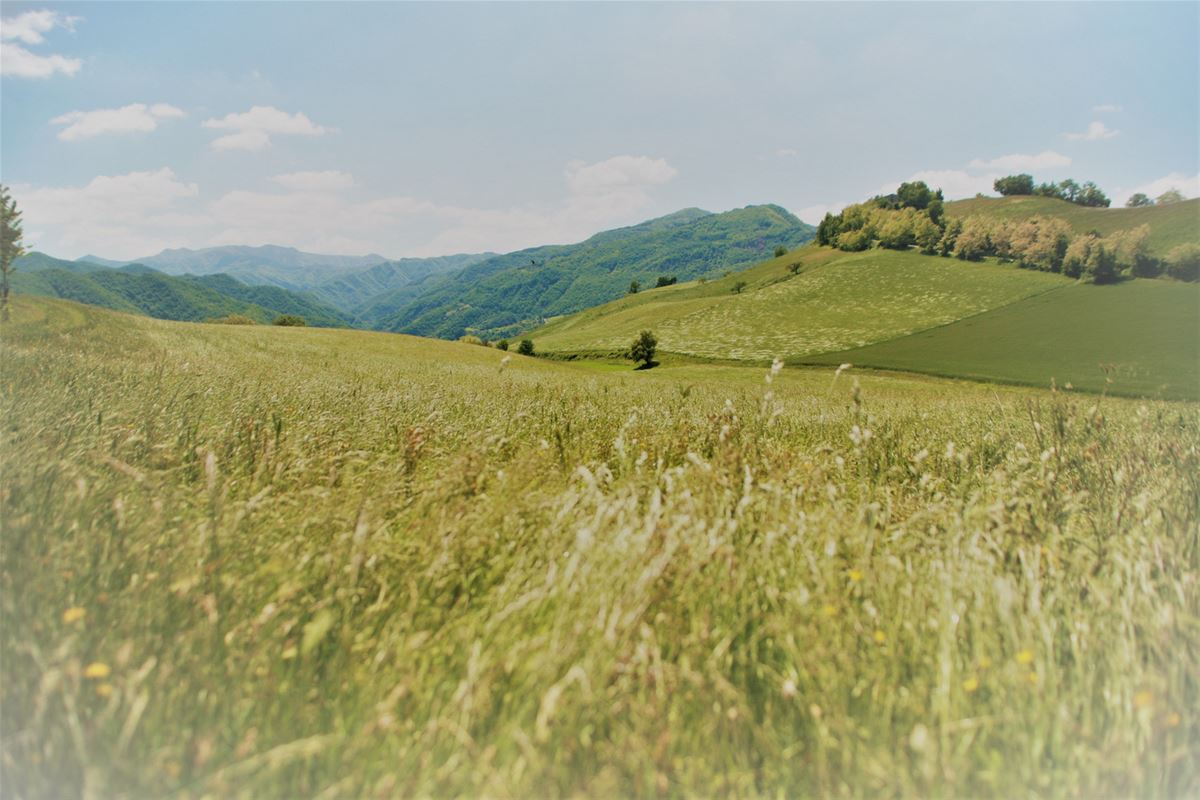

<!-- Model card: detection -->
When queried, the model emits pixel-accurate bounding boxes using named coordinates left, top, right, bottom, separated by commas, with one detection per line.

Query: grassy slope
left=805, top=279, right=1200, bottom=400
left=3, top=295, right=1196, bottom=798
left=533, top=246, right=1068, bottom=360
left=946, top=196, right=1200, bottom=255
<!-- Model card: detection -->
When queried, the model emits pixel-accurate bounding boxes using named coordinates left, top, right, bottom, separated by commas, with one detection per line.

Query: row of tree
left=816, top=181, right=1197, bottom=282
left=993, top=175, right=1111, bottom=207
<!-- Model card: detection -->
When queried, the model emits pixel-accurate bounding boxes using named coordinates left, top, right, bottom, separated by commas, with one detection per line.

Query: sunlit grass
left=2, top=296, right=1197, bottom=797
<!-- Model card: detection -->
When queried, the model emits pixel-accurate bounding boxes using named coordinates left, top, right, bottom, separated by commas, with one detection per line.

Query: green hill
left=12, top=267, right=351, bottom=327
left=379, top=205, right=815, bottom=340
left=945, top=196, right=1200, bottom=256
left=804, top=279, right=1200, bottom=400
left=311, top=253, right=493, bottom=314
left=14, top=251, right=110, bottom=275
left=531, top=246, right=1068, bottom=360
left=111, top=244, right=392, bottom=291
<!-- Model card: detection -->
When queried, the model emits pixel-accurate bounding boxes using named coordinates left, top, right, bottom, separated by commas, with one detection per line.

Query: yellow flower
left=1015, top=649, right=1035, bottom=665
left=848, top=569, right=863, bottom=582
left=978, top=656, right=992, bottom=669
left=1165, top=712, right=1181, bottom=728
left=95, top=683, right=113, bottom=698
left=822, top=604, right=837, bottom=617
left=1134, top=690, right=1154, bottom=710
left=83, top=662, right=110, bottom=679
left=1026, top=671, right=1039, bottom=686
left=962, top=677, right=980, bottom=693
left=62, top=607, right=86, bottom=624
left=873, top=630, right=886, bottom=644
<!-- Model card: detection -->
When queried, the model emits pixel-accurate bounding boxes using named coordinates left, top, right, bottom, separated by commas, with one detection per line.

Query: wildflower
left=1165, top=712, right=1181, bottom=728
left=1134, top=690, right=1154, bottom=710
left=84, top=662, right=110, bottom=679
left=873, top=630, right=886, bottom=644
left=781, top=679, right=797, bottom=699
left=978, top=656, right=992, bottom=669
left=1015, top=649, right=1034, bottom=665
left=1026, top=671, right=1039, bottom=686
left=962, top=677, right=980, bottom=693
left=95, top=683, right=113, bottom=698
left=62, top=607, right=86, bottom=624
left=766, top=358, right=783, bottom=384
left=848, top=569, right=863, bottom=582
left=822, top=604, right=836, bottom=617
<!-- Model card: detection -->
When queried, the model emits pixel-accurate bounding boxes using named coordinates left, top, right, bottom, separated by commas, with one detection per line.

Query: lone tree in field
left=1126, top=193, right=1154, bottom=208
left=629, top=330, right=657, bottom=368
left=628, top=280, right=640, bottom=294
left=517, top=338, right=535, bottom=356
left=1, top=185, right=25, bottom=323
left=773, top=245, right=787, bottom=258
left=273, top=314, right=307, bottom=326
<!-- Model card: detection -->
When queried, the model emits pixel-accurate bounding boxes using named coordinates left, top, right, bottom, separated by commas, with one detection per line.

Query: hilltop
left=378, top=205, right=815, bottom=340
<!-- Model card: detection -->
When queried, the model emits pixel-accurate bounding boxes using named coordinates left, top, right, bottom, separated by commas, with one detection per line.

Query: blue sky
left=2, top=1, right=1196, bottom=260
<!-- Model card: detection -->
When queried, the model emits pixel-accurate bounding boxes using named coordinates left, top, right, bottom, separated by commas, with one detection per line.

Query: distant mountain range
left=16, top=205, right=816, bottom=337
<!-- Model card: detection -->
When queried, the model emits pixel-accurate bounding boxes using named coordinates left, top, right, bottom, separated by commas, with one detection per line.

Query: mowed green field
left=946, top=196, right=1200, bottom=256
left=806, top=280, right=1200, bottom=400
left=533, top=248, right=1067, bottom=360
left=3, top=296, right=1197, bottom=797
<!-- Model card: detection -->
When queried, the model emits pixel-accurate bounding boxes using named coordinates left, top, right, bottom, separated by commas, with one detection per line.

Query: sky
left=1, top=1, right=1197, bottom=261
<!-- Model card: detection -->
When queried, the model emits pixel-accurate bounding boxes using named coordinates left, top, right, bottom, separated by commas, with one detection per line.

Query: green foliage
left=497, top=339, right=509, bottom=351
left=208, top=314, right=258, bottom=325
left=272, top=314, right=307, bottom=327
left=311, top=254, right=491, bottom=313
left=517, top=338, right=535, bottom=356
left=1125, top=193, right=1154, bottom=208
left=732, top=280, right=748, bottom=294
left=1, top=184, right=24, bottom=322
left=628, top=329, right=657, bottom=366
left=773, top=245, right=787, bottom=258
left=1165, top=243, right=1200, bottom=282
left=628, top=280, right=640, bottom=295
left=1156, top=189, right=1185, bottom=205
left=458, top=334, right=485, bottom=346
left=654, top=275, right=678, bottom=288
left=994, top=174, right=1035, bottom=196
left=379, top=205, right=815, bottom=340
left=3, top=296, right=1198, bottom=797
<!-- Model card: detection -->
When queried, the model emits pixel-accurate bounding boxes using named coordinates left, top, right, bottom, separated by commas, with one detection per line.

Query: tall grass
left=2, top=297, right=1197, bottom=797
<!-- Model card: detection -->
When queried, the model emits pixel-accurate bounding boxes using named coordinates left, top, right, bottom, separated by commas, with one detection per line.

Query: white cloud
left=50, top=103, right=185, bottom=141
left=1063, top=121, right=1119, bottom=141
left=1113, top=172, right=1200, bottom=206
left=877, top=170, right=997, bottom=201
left=1092, top=104, right=1122, bottom=113
left=271, top=170, right=355, bottom=192
left=15, top=155, right=680, bottom=260
left=0, top=10, right=81, bottom=78
left=968, top=151, right=1071, bottom=172
left=795, top=202, right=847, bottom=225
left=776, top=148, right=799, bottom=158
left=16, top=168, right=200, bottom=258
left=202, top=106, right=329, bottom=151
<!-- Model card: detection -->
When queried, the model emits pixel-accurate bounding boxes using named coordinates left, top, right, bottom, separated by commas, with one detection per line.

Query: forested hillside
left=380, top=205, right=814, bottom=340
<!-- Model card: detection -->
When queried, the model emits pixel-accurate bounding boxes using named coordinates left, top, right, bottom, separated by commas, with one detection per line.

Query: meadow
left=806, top=280, right=1200, bottom=400
left=3, top=296, right=1197, bottom=797
left=532, top=248, right=1067, bottom=360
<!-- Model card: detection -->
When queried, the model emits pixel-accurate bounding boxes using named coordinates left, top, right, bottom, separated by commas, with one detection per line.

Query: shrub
left=458, top=334, right=485, bottom=346
left=1164, top=243, right=1200, bottom=282
left=773, top=245, right=787, bottom=258
left=731, top=280, right=748, bottom=294
left=655, top=275, right=677, bottom=288
left=272, top=314, right=307, bottom=327
left=517, top=339, right=535, bottom=356
left=628, top=280, right=640, bottom=295
left=209, top=314, right=258, bottom=325
left=994, top=174, right=1034, bottom=196
left=497, top=339, right=509, bottom=351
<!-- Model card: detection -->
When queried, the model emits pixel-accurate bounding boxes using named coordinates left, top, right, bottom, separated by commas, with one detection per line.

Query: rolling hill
left=311, top=253, right=492, bottom=315
left=945, top=196, right=1200, bottom=256
left=378, top=204, right=815, bottom=340
left=11, top=263, right=352, bottom=327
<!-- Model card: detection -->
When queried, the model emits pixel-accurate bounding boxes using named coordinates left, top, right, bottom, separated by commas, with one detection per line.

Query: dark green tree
left=517, top=338, right=535, bottom=356
left=628, top=330, right=657, bottom=367
left=628, top=280, right=640, bottom=294
left=732, top=280, right=748, bottom=294
left=273, top=314, right=307, bottom=326
left=816, top=212, right=840, bottom=246
left=1156, top=188, right=1185, bottom=205
left=497, top=339, right=509, bottom=351
left=1125, top=193, right=1154, bottom=208
left=773, top=245, right=787, bottom=258
left=994, top=174, right=1034, bottom=196
left=1, top=184, right=25, bottom=323
left=897, top=181, right=934, bottom=210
